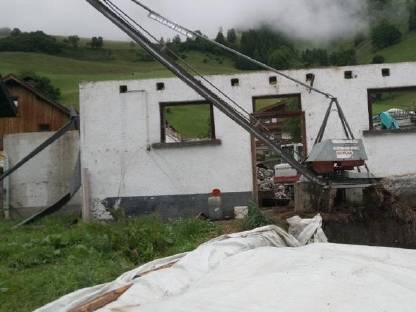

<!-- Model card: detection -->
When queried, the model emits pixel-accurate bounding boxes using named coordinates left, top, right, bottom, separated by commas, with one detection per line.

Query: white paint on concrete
left=3, top=131, right=81, bottom=217
left=80, top=62, right=416, bottom=217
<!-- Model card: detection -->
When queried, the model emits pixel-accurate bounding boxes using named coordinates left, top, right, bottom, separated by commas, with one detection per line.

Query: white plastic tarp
left=36, top=214, right=416, bottom=312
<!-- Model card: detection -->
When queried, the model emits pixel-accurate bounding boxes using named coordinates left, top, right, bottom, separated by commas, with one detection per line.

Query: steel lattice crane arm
left=85, top=0, right=328, bottom=186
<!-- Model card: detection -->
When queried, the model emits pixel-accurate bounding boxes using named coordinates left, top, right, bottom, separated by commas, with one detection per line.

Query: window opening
left=160, top=101, right=215, bottom=143
left=368, top=88, right=416, bottom=131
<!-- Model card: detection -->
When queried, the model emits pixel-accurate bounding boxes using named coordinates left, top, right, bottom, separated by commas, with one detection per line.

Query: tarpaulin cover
left=36, top=215, right=416, bottom=312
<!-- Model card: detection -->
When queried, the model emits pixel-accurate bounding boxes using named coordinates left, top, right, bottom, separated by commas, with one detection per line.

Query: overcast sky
left=0, top=0, right=368, bottom=41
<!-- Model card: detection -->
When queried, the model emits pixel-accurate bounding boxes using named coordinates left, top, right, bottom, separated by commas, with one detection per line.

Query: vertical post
left=3, top=154, right=10, bottom=219
left=82, top=168, right=91, bottom=221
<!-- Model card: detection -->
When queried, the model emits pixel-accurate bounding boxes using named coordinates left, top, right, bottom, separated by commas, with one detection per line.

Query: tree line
left=0, top=29, right=106, bottom=55
left=160, top=0, right=416, bottom=69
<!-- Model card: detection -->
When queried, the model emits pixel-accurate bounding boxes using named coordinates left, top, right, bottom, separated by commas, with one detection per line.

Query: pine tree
left=226, top=28, right=237, bottom=44
left=215, top=30, right=227, bottom=45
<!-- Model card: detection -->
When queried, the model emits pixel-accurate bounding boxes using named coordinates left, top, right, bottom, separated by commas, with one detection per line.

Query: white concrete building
left=80, top=62, right=416, bottom=218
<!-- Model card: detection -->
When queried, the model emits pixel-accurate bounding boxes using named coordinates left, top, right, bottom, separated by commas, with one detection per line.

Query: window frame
left=367, top=86, right=416, bottom=131
left=159, top=100, right=216, bottom=144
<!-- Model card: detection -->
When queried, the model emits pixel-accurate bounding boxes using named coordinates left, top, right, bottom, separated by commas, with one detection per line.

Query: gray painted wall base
left=101, top=192, right=253, bottom=218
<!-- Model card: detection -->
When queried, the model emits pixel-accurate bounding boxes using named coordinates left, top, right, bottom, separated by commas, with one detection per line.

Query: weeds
left=242, top=202, right=273, bottom=230
left=0, top=215, right=219, bottom=312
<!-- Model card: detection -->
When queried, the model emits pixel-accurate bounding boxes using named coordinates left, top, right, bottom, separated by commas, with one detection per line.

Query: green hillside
left=2, top=25, right=416, bottom=110
left=356, top=31, right=416, bottom=64
left=0, top=44, right=239, bottom=108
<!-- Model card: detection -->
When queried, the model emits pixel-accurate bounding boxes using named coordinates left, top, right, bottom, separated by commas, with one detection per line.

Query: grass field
left=0, top=215, right=220, bottom=312
left=370, top=89, right=416, bottom=114
left=0, top=48, right=239, bottom=108
left=356, top=31, right=416, bottom=64
left=2, top=28, right=416, bottom=110
left=165, top=103, right=213, bottom=140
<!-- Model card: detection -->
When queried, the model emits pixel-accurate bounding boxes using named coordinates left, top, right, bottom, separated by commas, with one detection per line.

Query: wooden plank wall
left=0, top=83, right=70, bottom=150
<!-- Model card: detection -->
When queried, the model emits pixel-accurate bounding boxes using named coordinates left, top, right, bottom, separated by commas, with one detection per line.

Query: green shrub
left=372, top=55, right=385, bottom=64
left=242, top=202, right=272, bottom=230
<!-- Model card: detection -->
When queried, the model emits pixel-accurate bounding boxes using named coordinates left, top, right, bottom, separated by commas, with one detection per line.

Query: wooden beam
left=69, top=284, right=133, bottom=312
left=70, top=260, right=178, bottom=312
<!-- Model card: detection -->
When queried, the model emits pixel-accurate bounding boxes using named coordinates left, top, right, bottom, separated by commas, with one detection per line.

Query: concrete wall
left=80, top=62, right=416, bottom=218
left=3, top=130, right=81, bottom=218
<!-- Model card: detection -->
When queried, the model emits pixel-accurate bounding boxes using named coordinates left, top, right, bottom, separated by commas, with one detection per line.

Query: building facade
left=80, top=62, right=416, bottom=219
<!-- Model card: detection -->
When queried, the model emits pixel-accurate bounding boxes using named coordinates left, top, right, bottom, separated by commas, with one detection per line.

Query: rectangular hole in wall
left=344, top=71, right=353, bottom=79
left=160, top=101, right=215, bottom=143
left=231, top=78, right=240, bottom=87
left=119, top=85, right=128, bottom=93
left=382, top=68, right=390, bottom=77
left=38, top=124, right=50, bottom=132
left=269, top=76, right=277, bottom=85
left=252, top=94, right=305, bottom=208
left=368, top=87, right=416, bottom=131
left=306, top=73, right=315, bottom=82
left=156, top=82, right=165, bottom=91
left=306, top=73, right=315, bottom=89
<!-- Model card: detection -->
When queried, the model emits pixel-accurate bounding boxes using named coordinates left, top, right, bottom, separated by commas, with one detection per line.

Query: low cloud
left=0, top=0, right=369, bottom=41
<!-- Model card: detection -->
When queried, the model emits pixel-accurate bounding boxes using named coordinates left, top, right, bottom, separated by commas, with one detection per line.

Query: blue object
left=379, top=112, right=399, bottom=130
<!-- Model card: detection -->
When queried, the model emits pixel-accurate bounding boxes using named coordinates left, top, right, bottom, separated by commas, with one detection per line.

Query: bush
left=0, top=31, right=63, bottom=54
left=372, top=55, right=385, bottom=64
left=371, top=20, right=402, bottom=50
left=18, top=72, right=61, bottom=102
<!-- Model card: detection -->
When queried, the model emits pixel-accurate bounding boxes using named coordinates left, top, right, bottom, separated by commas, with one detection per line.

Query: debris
left=234, top=206, right=248, bottom=219
left=257, top=166, right=275, bottom=191
left=69, top=284, right=133, bottom=312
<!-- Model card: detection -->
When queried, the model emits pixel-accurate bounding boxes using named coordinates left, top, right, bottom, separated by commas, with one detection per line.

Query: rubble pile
left=257, top=167, right=275, bottom=191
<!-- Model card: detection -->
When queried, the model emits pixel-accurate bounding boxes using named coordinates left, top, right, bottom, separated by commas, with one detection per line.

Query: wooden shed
left=0, top=75, right=71, bottom=150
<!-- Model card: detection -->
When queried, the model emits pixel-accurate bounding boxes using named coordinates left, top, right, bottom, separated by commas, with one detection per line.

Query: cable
left=107, top=0, right=252, bottom=119
left=129, top=0, right=334, bottom=99
left=104, top=0, right=273, bottom=134
left=104, top=0, right=305, bottom=160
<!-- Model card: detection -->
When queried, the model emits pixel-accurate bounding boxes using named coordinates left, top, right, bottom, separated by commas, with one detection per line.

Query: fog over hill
left=0, top=0, right=393, bottom=42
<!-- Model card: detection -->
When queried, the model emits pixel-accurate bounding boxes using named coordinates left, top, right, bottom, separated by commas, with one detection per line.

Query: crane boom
left=85, top=0, right=326, bottom=185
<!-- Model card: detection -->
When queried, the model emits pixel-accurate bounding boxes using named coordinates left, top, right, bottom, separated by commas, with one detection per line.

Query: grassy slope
left=371, top=90, right=416, bottom=114
left=165, top=104, right=213, bottom=139
left=354, top=32, right=416, bottom=115
left=356, top=31, right=416, bottom=64
left=0, top=45, right=239, bottom=108
left=0, top=215, right=220, bottom=312
left=1, top=28, right=416, bottom=109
